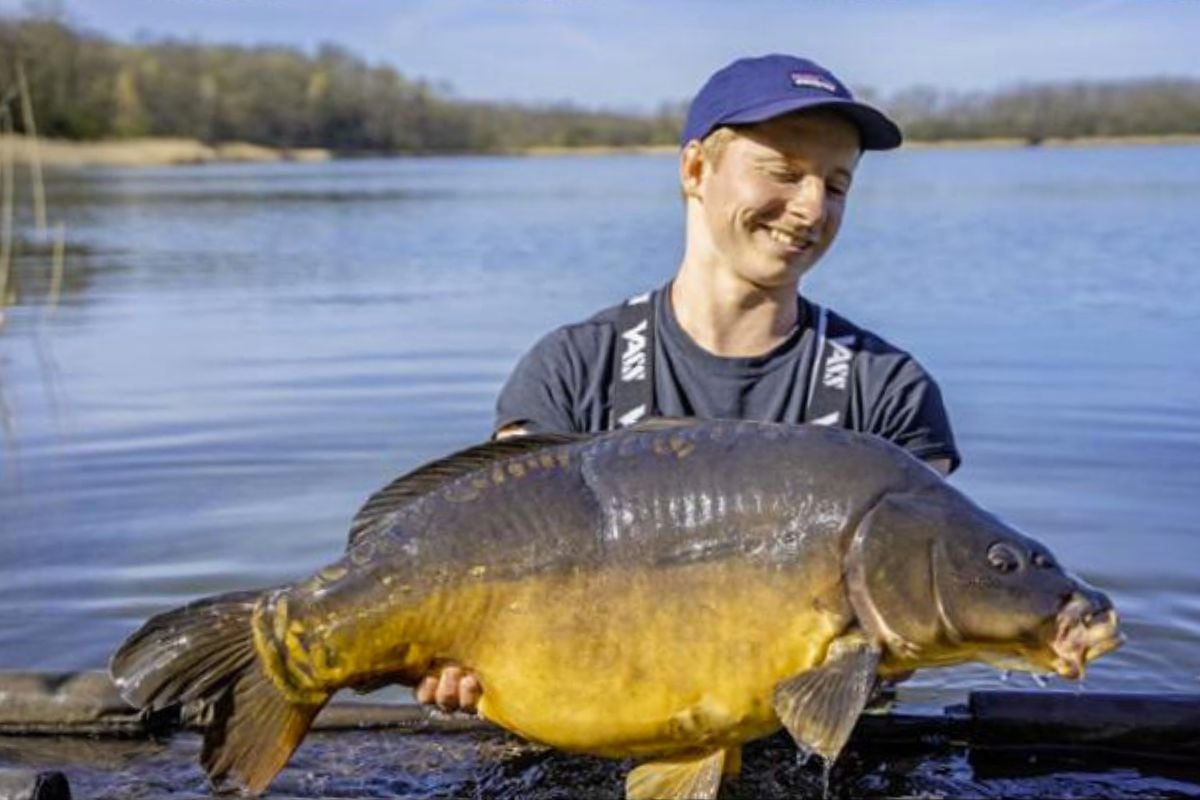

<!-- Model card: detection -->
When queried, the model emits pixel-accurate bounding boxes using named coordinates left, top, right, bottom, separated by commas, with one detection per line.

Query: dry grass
left=518, top=144, right=677, bottom=157
left=0, top=104, right=14, bottom=326
left=15, top=63, right=45, bottom=234
left=45, top=220, right=64, bottom=318
left=0, top=135, right=331, bottom=168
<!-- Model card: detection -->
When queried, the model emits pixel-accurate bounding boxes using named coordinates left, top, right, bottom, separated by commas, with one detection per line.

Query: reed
left=16, top=59, right=61, bottom=317
left=0, top=65, right=64, bottom=327
left=15, top=62, right=45, bottom=236
left=44, top=221, right=64, bottom=317
left=0, top=100, right=13, bottom=450
left=0, top=104, right=15, bottom=328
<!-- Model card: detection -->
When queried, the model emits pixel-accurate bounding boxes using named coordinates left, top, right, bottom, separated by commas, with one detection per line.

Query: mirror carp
left=110, top=419, right=1122, bottom=799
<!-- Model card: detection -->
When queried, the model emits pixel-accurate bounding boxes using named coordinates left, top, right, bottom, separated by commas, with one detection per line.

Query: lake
left=1, top=144, right=1199, bottom=794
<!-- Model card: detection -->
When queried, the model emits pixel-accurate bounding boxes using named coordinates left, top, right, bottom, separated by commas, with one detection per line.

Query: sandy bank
left=0, top=135, right=331, bottom=168
left=517, top=144, right=678, bottom=157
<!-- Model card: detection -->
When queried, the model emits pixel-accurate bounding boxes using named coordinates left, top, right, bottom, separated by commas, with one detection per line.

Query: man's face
left=688, top=110, right=862, bottom=289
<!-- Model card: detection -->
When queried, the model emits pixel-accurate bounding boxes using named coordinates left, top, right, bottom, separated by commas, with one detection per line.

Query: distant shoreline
left=518, top=134, right=1200, bottom=155
left=901, top=133, right=1200, bottom=150
left=5, top=133, right=1200, bottom=168
left=1, top=135, right=332, bottom=168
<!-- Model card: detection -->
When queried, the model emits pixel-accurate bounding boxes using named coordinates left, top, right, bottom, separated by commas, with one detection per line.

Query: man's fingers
left=435, top=666, right=464, bottom=710
left=415, top=665, right=482, bottom=713
left=459, top=673, right=482, bottom=709
left=415, top=675, right=439, bottom=705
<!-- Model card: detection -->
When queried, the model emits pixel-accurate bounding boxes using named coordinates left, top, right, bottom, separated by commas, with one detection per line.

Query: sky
left=8, top=0, right=1200, bottom=111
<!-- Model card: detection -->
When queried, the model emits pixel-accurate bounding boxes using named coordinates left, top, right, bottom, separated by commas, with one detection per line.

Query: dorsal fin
left=345, top=432, right=589, bottom=549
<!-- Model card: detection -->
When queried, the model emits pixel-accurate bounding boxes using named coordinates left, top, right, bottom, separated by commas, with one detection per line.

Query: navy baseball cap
left=681, top=54, right=902, bottom=150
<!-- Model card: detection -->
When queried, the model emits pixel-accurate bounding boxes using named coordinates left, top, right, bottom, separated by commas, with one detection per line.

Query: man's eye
left=760, top=164, right=798, bottom=181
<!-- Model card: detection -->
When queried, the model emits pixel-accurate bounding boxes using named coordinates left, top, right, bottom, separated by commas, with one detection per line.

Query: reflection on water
left=1, top=147, right=1199, bottom=793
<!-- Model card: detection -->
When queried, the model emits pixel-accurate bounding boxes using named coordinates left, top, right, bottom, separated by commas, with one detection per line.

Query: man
left=418, top=54, right=960, bottom=712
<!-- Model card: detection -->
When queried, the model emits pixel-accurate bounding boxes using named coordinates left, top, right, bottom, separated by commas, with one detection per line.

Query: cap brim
left=721, top=96, right=902, bottom=151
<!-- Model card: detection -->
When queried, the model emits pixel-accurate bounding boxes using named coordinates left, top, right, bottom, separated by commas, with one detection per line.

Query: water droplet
left=1031, top=673, right=1049, bottom=688
left=999, top=669, right=1011, bottom=683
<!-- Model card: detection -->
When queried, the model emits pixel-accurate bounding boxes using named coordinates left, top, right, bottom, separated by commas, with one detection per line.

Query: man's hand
left=925, top=457, right=952, bottom=476
left=415, top=665, right=482, bottom=713
left=494, top=423, right=529, bottom=441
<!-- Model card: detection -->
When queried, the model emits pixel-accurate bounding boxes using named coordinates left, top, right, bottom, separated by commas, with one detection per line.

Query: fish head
left=846, top=486, right=1123, bottom=680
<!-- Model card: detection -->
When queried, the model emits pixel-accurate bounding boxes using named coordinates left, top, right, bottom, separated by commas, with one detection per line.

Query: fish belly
left=451, top=559, right=849, bottom=758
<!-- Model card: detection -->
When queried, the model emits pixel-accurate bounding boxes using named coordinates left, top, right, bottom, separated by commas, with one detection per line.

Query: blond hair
left=700, top=126, right=737, bottom=171
left=680, top=127, right=738, bottom=202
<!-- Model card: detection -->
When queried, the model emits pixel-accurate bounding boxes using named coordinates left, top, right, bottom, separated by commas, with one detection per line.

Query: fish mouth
left=1048, top=593, right=1124, bottom=680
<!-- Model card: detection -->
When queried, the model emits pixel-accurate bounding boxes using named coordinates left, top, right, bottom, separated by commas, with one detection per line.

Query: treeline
left=2, top=13, right=1199, bottom=151
left=0, top=16, right=680, bottom=152
left=886, top=81, right=1200, bottom=142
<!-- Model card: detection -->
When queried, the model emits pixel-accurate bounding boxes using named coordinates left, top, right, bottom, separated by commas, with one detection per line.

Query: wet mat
left=2, top=728, right=1198, bottom=799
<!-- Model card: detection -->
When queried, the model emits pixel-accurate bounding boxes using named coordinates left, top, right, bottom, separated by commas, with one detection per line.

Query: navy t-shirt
left=495, top=286, right=961, bottom=472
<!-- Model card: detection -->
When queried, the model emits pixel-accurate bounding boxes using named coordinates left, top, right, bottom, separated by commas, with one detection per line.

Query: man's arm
left=415, top=427, right=525, bottom=712
left=416, top=340, right=573, bottom=712
left=493, top=328, right=582, bottom=436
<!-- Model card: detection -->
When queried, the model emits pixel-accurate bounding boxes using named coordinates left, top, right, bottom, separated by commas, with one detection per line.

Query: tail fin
left=110, top=590, right=327, bottom=795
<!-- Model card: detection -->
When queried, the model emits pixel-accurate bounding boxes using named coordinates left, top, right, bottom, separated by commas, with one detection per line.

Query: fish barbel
left=110, top=419, right=1122, bottom=799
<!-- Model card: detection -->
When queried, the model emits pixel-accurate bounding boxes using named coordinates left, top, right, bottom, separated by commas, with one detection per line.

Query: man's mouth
left=764, top=226, right=816, bottom=253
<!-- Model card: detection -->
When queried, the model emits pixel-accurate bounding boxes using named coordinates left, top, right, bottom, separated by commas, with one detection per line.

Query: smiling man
left=418, top=54, right=961, bottom=712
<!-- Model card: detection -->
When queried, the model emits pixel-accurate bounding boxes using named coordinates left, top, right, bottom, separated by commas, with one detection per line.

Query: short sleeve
left=494, top=329, right=581, bottom=435
left=861, top=355, right=961, bottom=473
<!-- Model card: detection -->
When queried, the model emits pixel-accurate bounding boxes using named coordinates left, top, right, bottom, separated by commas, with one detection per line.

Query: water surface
left=1, top=145, right=1199, bottom=794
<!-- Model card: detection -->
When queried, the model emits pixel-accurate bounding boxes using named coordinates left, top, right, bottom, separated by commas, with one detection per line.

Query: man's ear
left=680, top=140, right=705, bottom=200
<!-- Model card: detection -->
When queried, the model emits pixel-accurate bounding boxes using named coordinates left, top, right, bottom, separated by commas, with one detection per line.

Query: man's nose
left=785, top=176, right=827, bottom=227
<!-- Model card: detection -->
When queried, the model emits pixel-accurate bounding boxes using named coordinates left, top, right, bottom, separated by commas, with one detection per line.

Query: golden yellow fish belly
left=433, top=558, right=853, bottom=759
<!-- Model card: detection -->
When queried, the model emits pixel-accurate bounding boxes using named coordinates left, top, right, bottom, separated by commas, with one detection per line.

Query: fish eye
left=987, top=542, right=1021, bottom=574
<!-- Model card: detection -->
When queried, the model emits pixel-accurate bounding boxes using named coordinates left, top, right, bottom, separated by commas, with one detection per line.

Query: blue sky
left=10, top=0, right=1200, bottom=111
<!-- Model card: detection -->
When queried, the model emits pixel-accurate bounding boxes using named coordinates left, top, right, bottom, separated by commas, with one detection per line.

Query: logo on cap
left=790, top=72, right=839, bottom=94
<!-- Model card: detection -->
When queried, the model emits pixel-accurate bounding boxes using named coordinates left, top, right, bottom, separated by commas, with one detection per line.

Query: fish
left=109, top=418, right=1123, bottom=799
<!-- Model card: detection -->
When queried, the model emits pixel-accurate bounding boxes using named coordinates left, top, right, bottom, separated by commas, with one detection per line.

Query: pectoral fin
left=772, top=631, right=881, bottom=765
left=625, top=748, right=729, bottom=800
